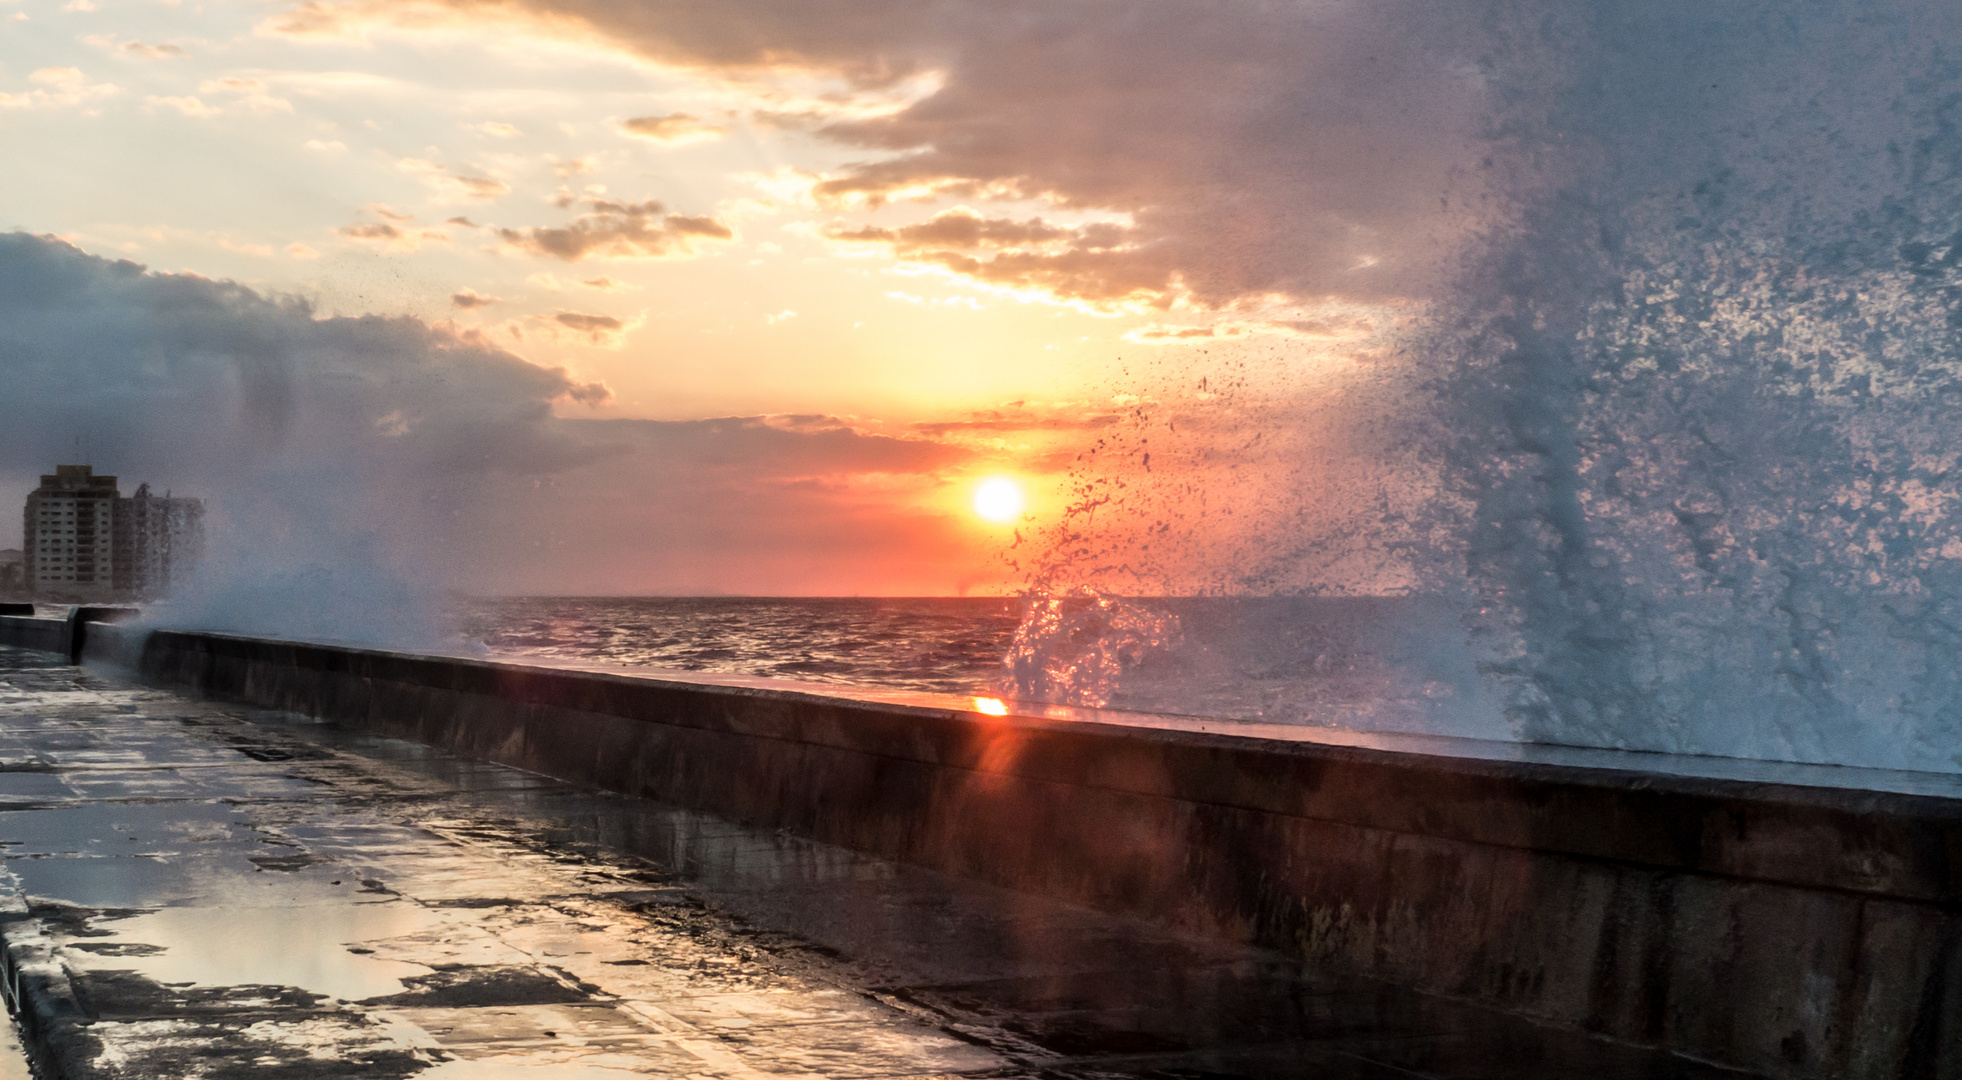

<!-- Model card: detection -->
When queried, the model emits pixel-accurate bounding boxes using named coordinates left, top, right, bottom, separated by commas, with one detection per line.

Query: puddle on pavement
left=416, top=1065, right=655, bottom=1079
left=0, top=1014, right=27, bottom=1080
left=0, top=648, right=1769, bottom=1080
left=65, top=902, right=448, bottom=1002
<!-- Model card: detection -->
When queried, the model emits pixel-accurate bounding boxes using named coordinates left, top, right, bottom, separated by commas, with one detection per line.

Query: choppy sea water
left=451, top=597, right=1018, bottom=697
left=450, top=595, right=1509, bottom=738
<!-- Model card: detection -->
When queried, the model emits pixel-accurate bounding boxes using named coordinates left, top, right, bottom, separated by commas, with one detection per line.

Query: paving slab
left=0, top=644, right=1757, bottom=1079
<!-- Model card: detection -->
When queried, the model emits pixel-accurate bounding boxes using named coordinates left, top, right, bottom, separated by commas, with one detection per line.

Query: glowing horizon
left=0, top=0, right=1448, bottom=597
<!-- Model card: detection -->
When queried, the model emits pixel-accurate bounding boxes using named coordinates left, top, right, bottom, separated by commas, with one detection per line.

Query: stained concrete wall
left=0, top=610, right=136, bottom=661
left=0, top=616, right=64, bottom=654
left=13, top=617, right=1962, bottom=1078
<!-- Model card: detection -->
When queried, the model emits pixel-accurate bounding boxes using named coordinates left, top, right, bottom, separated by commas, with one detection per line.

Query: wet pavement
left=0, top=645, right=1757, bottom=1079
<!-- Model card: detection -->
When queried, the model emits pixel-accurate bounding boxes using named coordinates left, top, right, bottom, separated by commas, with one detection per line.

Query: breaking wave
left=1009, top=0, right=1962, bottom=772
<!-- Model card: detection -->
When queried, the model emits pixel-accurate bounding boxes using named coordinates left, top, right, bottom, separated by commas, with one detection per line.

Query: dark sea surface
left=451, top=597, right=1021, bottom=697
left=451, top=595, right=1511, bottom=738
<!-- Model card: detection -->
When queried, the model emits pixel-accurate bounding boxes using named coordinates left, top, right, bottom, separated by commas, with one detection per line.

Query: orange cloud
left=496, top=198, right=733, bottom=261
left=318, top=0, right=1492, bottom=310
left=399, top=158, right=511, bottom=203
left=830, top=209, right=1172, bottom=308
left=2, top=67, right=117, bottom=110
left=340, top=206, right=457, bottom=253
left=576, top=275, right=636, bottom=292
left=1123, top=316, right=1378, bottom=345
left=552, top=309, right=626, bottom=344
left=145, top=95, right=218, bottom=118
left=620, top=112, right=727, bottom=144
left=196, top=76, right=293, bottom=113
left=83, top=35, right=188, bottom=58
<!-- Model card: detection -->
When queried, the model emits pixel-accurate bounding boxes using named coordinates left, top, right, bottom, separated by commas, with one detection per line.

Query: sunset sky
left=0, top=0, right=1489, bottom=597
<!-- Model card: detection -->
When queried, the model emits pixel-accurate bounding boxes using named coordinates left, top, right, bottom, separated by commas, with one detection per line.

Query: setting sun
left=973, top=478, right=1025, bottom=523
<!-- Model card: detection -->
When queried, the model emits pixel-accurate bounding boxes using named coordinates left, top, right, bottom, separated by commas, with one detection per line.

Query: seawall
left=4, top=614, right=1960, bottom=1078
left=0, top=616, right=62, bottom=655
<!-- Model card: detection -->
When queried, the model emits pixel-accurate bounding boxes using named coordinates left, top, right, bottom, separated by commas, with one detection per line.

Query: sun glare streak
left=973, top=697, right=1008, bottom=716
left=973, top=477, right=1024, bottom=523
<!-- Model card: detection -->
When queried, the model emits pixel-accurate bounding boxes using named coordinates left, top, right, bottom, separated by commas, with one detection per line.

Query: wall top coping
left=122, top=623, right=1962, bottom=810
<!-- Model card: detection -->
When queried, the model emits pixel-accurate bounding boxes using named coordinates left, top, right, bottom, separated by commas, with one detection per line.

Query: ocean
left=451, top=596, right=1019, bottom=698
left=449, top=595, right=1509, bottom=739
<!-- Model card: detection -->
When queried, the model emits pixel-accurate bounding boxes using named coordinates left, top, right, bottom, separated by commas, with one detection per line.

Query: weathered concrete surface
left=0, top=643, right=1757, bottom=1079
left=61, top=622, right=1962, bottom=1079
left=0, top=618, right=62, bottom=656
left=0, top=611, right=136, bottom=663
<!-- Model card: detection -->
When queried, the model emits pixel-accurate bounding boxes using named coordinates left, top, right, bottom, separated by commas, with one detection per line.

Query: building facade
left=0, top=549, right=21, bottom=598
left=23, top=466, right=204, bottom=601
left=24, top=466, right=120, bottom=600
left=113, top=483, right=206, bottom=598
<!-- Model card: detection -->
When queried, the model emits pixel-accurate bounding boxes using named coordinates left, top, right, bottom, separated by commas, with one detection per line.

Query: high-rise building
left=0, top=549, right=22, bottom=597
left=24, top=465, right=120, bottom=600
left=113, top=482, right=205, bottom=598
left=22, top=465, right=204, bottom=601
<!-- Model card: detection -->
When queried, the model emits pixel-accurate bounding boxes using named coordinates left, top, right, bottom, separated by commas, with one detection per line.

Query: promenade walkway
left=0, top=644, right=1750, bottom=1079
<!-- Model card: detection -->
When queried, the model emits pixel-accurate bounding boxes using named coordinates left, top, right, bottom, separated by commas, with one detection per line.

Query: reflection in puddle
left=0, top=647, right=1748, bottom=1080
left=416, top=1058, right=670, bottom=1079
left=0, top=1015, right=25, bottom=1080
left=76, top=902, right=444, bottom=1002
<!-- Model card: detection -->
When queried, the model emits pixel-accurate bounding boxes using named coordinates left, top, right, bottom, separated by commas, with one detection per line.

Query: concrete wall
left=0, top=610, right=136, bottom=660
left=0, top=615, right=64, bottom=654
left=13, top=617, right=1962, bottom=1078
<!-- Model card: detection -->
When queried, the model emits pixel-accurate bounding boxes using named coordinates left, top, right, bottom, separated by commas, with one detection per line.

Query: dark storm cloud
left=0, top=232, right=619, bottom=634
left=0, top=233, right=984, bottom=601
left=302, top=0, right=1492, bottom=306
left=0, top=233, right=599, bottom=484
left=0, top=234, right=970, bottom=494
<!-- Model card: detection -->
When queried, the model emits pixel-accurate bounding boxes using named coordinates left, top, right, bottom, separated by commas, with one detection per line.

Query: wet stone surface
left=0, top=646, right=1755, bottom=1079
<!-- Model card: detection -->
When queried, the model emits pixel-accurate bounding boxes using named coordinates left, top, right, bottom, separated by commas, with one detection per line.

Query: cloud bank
left=0, top=233, right=1001, bottom=630
left=266, top=0, right=1495, bottom=308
